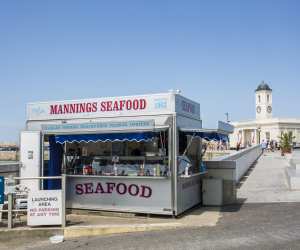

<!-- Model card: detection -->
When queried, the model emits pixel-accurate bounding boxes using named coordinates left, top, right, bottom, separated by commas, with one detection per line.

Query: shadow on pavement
left=236, top=159, right=260, bottom=189
left=220, top=203, right=245, bottom=213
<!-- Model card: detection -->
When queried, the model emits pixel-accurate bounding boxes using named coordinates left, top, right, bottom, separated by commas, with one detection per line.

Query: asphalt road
left=13, top=202, right=300, bottom=250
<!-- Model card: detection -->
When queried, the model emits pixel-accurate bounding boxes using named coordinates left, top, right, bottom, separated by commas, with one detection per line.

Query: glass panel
left=62, top=131, right=169, bottom=177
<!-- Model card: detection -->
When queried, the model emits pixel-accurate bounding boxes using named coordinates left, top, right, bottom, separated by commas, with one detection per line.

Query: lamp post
left=225, top=112, right=230, bottom=123
left=257, top=127, right=261, bottom=144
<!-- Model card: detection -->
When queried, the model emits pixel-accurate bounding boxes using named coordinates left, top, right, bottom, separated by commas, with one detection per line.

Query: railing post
left=7, top=193, right=13, bottom=229
left=61, top=174, right=66, bottom=228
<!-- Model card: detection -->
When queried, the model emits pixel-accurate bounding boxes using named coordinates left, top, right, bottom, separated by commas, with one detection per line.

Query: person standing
left=261, top=140, right=267, bottom=153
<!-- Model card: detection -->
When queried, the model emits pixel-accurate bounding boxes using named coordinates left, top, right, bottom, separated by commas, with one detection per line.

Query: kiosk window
left=50, top=131, right=170, bottom=178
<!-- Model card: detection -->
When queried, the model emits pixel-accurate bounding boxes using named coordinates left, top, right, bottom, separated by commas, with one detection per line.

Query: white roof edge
left=232, top=117, right=300, bottom=126
left=179, top=128, right=231, bottom=135
left=26, top=92, right=182, bottom=105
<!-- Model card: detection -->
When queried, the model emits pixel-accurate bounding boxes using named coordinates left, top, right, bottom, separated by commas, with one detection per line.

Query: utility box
left=202, top=178, right=223, bottom=206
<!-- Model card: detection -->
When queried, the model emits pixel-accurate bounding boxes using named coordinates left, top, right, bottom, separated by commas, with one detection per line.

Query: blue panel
left=46, top=135, right=63, bottom=190
left=0, top=176, right=4, bottom=204
left=55, top=132, right=155, bottom=144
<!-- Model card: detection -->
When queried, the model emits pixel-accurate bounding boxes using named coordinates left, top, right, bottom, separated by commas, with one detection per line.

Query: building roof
left=231, top=117, right=300, bottom=128
left=255, top=81, right=272, bottom=92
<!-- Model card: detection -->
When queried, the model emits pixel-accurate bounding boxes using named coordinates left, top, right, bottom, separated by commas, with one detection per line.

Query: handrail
left=12, top=176, right=62, bottom=180
left=211, top=145, right=261, bottom=161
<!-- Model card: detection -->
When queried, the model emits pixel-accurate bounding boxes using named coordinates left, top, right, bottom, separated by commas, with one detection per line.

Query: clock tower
left=255, top=81, right=273, bottom=120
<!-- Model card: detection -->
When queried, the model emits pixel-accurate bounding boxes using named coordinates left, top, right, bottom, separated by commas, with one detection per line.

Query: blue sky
left=0, top=0, right=300, bottom=142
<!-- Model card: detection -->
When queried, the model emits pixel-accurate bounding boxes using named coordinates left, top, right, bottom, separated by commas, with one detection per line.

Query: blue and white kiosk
left=20, top=91, right=229, bottom=216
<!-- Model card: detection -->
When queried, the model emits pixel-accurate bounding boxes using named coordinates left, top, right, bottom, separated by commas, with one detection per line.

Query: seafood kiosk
left=20, top=92, right=227, bottom=216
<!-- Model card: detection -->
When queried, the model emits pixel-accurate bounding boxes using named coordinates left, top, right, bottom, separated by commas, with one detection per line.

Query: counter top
left=66, top=174, right=169, bottom=180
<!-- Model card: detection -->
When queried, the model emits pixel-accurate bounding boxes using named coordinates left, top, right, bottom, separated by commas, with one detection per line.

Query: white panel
left=27, top=190, right=62, bottom=226
left=20, top=131, right=41, bottom=191
left=202, top=178, right=223, bottom=206
left=27, top=93, right=174, bottom=121
left=66, top=176, right=172, bottom=215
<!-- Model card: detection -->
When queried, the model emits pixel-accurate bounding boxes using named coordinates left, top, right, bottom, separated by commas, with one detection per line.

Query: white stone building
left=230, top=82, right=300, bottom=148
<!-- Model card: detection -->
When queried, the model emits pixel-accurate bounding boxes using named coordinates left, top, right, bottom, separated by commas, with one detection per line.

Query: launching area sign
left=27, top=190, right=62, bottom=226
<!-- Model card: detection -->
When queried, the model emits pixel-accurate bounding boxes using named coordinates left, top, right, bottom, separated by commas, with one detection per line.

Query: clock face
left=256, top=106, right=261, bottom=114
left=267, top=106, right=272, bottom=113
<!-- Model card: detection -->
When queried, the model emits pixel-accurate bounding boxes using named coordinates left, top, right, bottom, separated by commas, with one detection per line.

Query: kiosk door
left=20, top=131, right=42, bottom=191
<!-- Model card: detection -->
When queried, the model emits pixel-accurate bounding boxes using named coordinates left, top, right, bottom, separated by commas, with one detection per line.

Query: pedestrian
left=270, top=140, right=274, bottom=152
left=261, top=140, right=267, bottom=153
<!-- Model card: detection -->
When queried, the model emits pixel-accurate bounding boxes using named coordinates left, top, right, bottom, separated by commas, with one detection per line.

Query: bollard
left=7, top=193, right=13, bottom=229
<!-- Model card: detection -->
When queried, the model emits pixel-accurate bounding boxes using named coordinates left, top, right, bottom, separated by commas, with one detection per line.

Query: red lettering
left=113, top=101, right=119, bottom=111
left=119, top=100, right=125, bottom=111
left=95, top=182, right=105, bottom=193
left=128, top=184, right=139, bottom=196
left=116, top=183, right=127, bottom=195
left=126, top=100, right=132, bottom=110
left=75, top=184, right=84, bottom=195
left=76, top=103, right=80, bottom=113
left=70, top=104, right=76, bottom=113
left=100, top=101, right=106, bottom=111
left=140, top=185, right=152, bottom=198
left=92, top=102, right=98, bottom=112
left=63, top=104, right=69, bottom=114
left=75, top=182, right=152, bottom=198
left=133, top=100, right=139, bottom=110
left=86, top=103, right=92, bottom=112
left=58, top=105, right=63, bottom=114
left=106, top=182, right=115, bottom=193
left=79, top=103, right=85, bottom=113
left=84, top=183, right=94, bottom=194
left=50, top=98, right=147, bottom=116
left=50, top=105, right=58, bottom=114
left=106, top=101, right=112, bottom=111
left=140, top=99, right=146, bottom=110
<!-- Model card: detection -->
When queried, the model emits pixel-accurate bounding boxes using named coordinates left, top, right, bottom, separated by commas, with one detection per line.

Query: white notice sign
left=27, top=190, right=62, bottom=226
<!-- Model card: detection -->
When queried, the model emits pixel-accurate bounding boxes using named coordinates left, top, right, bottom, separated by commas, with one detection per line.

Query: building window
left=258, top=95, right=261, bottom=103
left=267, top=95, right=270, bottom=102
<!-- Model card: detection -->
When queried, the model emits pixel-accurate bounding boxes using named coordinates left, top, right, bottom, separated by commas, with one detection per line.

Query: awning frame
left=54, top=131, right=159, bottom=144
left=179, top=128, right=229, bottom=142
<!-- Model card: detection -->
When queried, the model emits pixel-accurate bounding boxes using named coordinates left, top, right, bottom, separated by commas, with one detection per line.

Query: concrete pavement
left=237, top=151, right=300, bottom=203
left=11, top=203, right=300, bottom=250
left=2, top=151, right=300, bottom=249
left=0, top=207, right=221, bottom=249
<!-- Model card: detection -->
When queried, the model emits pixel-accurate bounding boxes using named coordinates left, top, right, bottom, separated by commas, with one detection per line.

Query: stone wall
left=0, top=162, right=20, bottom=178
left=0, top=151, right=19, bottom=161
left=203, top=145, right=262, bottom=205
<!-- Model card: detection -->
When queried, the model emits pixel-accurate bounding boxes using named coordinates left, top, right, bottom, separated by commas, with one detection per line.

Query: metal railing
left=0, top=175, right=66, bottom=229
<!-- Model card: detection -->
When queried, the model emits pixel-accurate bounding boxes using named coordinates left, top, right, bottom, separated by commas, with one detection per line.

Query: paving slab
left=0, top=206, right=221, bottom=246
left=237, top=151, right=300, bottom=203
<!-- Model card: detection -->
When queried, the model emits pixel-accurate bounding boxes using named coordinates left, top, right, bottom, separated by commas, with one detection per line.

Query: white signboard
left=27, top=190, right=62, bottom=226
left=66, top=176, right=173, bottom=215
left=27, top=93, right=173, bottom=121
left=27, top=93, right=201, bottom=121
